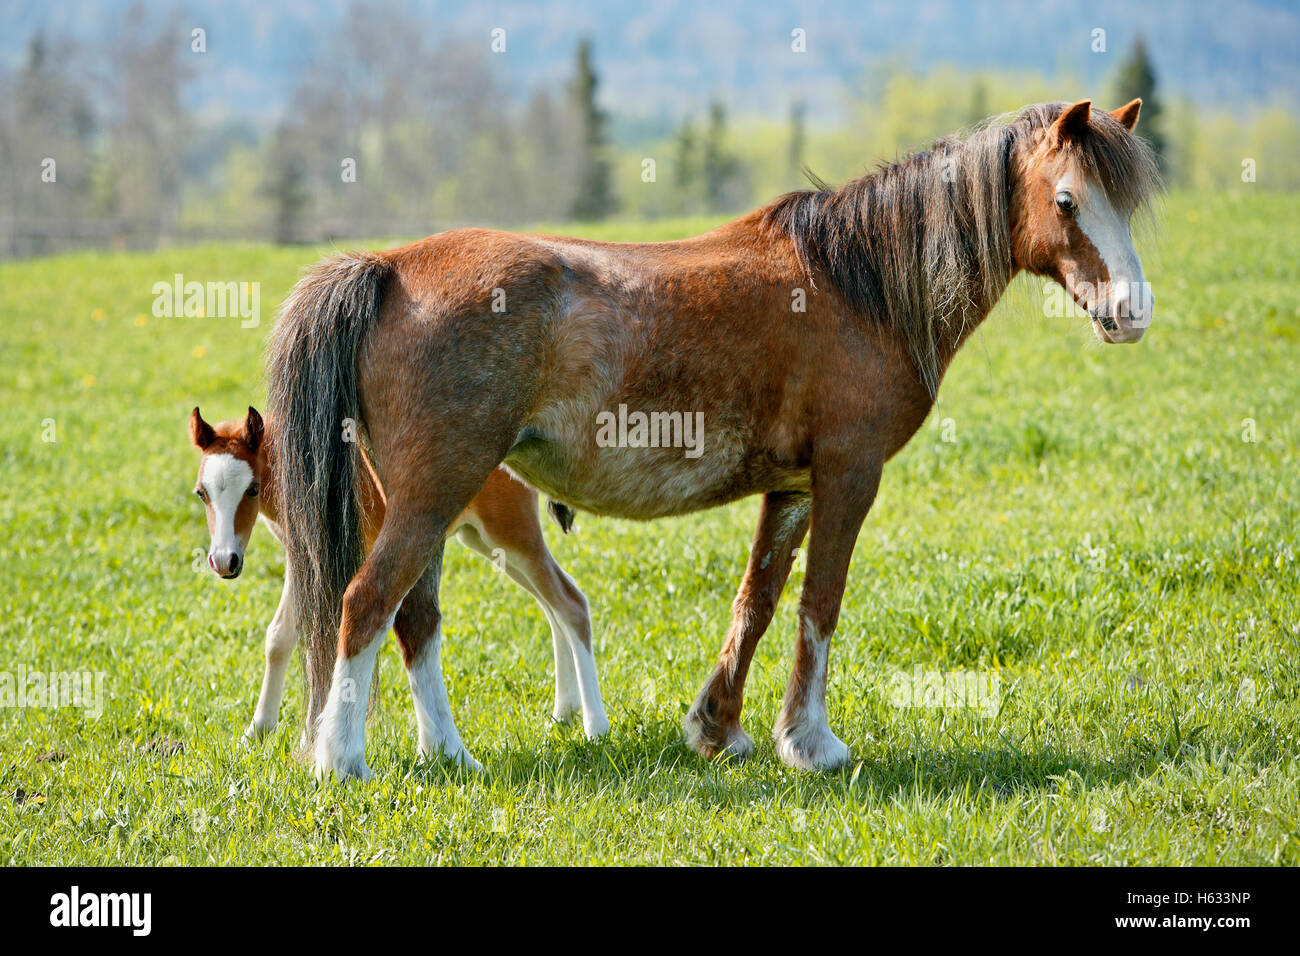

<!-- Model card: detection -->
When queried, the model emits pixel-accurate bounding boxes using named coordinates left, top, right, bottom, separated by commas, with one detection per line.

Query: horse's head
left=1012, top=99, right=1159, bottom=344
left=189, top=406, right=266, bottom=579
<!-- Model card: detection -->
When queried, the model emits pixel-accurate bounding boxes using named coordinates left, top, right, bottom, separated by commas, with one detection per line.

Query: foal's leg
left=684, top=491, right=811, bottom=759
left=774, top=462, right=881, bottom=771
left=244, top=571, right=297, bottom=740
left=504, top=548, right=609, bottom=740
left=454, top=524, right=577, bottom=724
left=394, top=549, right=482, bottom=771
left=457, top=522, right=609, bottom=739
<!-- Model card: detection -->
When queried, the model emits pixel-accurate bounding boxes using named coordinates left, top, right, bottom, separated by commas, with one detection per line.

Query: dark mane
left=763, top=101, right=1162, bottom=395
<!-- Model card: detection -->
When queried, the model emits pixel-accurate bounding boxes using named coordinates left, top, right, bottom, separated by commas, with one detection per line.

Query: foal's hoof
left=241, top=720, right=276, bottom=744
left=774, top=720, right=851, bottom=771
left=551, top=700, right=582, bottom=725
left=683, top=710, right=755, bottom=761
left=454, top=751, right=485, bottom=775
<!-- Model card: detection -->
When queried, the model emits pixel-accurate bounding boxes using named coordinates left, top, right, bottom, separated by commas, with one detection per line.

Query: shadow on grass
left=382, top=715, right=1191, bottom=806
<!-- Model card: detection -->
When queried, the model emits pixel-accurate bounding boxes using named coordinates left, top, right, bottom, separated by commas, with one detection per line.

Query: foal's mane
left=763, top=101, right=1162, bottom=395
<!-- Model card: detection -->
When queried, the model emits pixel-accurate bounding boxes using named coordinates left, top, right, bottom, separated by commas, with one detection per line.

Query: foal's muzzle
left=209, top=550, right=242, bottom=578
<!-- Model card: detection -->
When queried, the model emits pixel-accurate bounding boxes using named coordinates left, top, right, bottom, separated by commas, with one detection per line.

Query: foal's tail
left=264, top=252, right=393, bottom=727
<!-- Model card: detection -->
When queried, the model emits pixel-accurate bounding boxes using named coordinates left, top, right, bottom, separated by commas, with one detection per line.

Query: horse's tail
left=264, top=251, right=392, bottom=729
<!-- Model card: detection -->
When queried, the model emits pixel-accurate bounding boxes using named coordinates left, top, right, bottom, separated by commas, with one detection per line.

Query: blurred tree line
left=618, top=36, right=1300, bottom=219
left=0, top=5, right=1296, bottom=259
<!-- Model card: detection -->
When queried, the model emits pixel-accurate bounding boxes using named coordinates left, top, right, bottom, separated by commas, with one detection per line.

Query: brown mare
left=266, top=99, right=1160, bottom=780
left=187, top=407, right=608, bottom=764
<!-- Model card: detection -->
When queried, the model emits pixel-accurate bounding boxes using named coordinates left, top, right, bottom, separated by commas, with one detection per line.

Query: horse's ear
left=1049, top=99, right=1092, bottom=148
left=190, top=407, right=216, bottom=449
left=243, top=406, right=264, bottom=453
left=1110, top=98, right=1141, bottom=131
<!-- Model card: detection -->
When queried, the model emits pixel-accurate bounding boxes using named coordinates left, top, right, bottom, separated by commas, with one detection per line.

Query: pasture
left=0, top=193, right=1296, bottom=865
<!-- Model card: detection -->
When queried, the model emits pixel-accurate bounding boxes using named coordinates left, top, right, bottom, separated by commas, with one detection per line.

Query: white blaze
left=1059, top=171, right=1152, bottom=331
left=201, top=453, right=253, bottom=560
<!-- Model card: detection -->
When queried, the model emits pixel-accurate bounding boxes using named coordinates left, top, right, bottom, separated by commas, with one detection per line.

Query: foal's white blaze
left=1059, top=171, right=1152, bottom=342
left=201, top=453, right=253, bottom=573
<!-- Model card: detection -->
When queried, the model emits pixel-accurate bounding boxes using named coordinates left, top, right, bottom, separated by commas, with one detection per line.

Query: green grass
left=1, top=192, right=1297, bottom=865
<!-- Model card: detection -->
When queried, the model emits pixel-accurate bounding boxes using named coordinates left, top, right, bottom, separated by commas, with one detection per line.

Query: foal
left=188, top=406, right=608, bottom=761
left=267, top=99, right=1160, bottom=780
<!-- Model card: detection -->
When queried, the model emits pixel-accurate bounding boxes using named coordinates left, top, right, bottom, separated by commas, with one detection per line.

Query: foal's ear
left=1049, top=99, right=1092, bottom=148
left=242, top=406, right=264, bottom=453
left=1109, top=98, right=1141, bottom=131
left=190, top=407, right=216, bottom=449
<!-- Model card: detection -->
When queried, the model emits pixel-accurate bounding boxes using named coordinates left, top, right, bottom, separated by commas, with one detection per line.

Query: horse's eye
left=195, top=488, right=207, bottom=502
left=246, top=484, right=260, bottom=498
left=1055, top=191, right=1077, bottom=215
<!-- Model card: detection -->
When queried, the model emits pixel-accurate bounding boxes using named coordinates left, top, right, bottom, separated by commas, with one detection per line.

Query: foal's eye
left=245, top=483, right=260, bottom=498
left=195, top=488, right=207, bottom=502
left=1055, top=191, right=1077, bottom=215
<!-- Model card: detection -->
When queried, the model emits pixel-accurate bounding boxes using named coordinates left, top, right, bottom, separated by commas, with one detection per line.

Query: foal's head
left=189, top=406, right=265, bottom=578
left=1012, top=99, right=1159, bottom=344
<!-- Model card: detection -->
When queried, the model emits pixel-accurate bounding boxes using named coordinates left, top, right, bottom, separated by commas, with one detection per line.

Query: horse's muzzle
left=1091, top=282, right=1152, bottom=344
left=1092, top=316, right=1146, bottom=344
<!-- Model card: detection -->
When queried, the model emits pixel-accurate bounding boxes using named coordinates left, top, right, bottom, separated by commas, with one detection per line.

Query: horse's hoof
left=774, top=720, right=850, bottom=771
left=684, top=709, right=755, bottom=761
left=317, top=763, right=374, bottom=782
left=716, top=726, right=755, bottom=760
left=420, top=746, right=484, bottom=775
left=314, top=751, right=374, bottom=782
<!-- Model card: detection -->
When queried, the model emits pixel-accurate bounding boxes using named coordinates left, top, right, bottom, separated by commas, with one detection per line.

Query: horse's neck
left=916, top=267, right=1017, bottom=390
left=927, top=186, right=1023, bottom=382
left=943, top=267, right=1019, bottom=358
left=864, top=169, right=1021, bottom=393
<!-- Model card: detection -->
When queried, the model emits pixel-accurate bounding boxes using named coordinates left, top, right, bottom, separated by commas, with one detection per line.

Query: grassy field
left=1, top=193, right=1296, bottom=866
